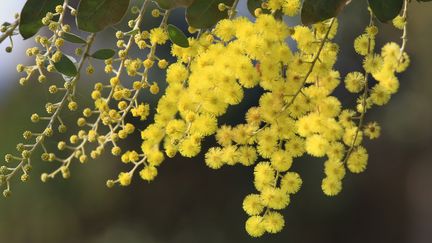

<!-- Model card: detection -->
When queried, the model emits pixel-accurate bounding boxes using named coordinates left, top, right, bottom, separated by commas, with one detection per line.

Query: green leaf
left=124, top=29, right=140, bottom=36
left=77, top=0, right=130, bottom=33
left=301, top=0, right=349, bottom=25
left=186, top=0, right=235, bottom=29
left=368, top=0, right=404, bottom=22
left=167, top=24, right=189, bottom=48
left=19, top=0, right=64, bottom=39
left=61, top=32, right=87, bottom=44
left=154, top=0, right=195, bottom=9
left=91, top=49, right=116, bottom=60
left=54, top=54, right=77, bottom=77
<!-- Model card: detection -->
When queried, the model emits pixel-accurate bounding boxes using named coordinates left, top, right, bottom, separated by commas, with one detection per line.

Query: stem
left=229, top=0, right=240, bottom=19
left=0, top=18, right=19, bottom=44
left=399, top=0, right=409, bottom=60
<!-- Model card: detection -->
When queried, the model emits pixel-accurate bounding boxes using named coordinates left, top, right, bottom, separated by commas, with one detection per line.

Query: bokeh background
left=1, top=1, right=432, bottom=242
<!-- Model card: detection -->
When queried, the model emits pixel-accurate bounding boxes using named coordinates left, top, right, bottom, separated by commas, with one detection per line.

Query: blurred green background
left=1, top=1, right=432, bottom=242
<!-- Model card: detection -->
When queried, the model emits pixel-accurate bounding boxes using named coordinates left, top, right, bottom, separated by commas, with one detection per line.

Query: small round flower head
left=344, top=72, right=365, bottom=93
left=158, top=59, right=168, bottom=69
left=179, top=137, right=201, bottom=158
left=245, top=216, right=265, bottom=237
left=363, top=54, right=383, bottom=75
left=151, top=9, right=160, bottom=17
left=147, top=150, right=164, bottom=166
left=324, top=160, right=346, bottom=180
left=111, top=146, right=121, bottom=156
left=347, top=146, right=368, bottom=173
left=260, top=187, right=290, bottom=210
left=270, top=150, right=292, bottom=172
left=282, top=0, right=301, bottom=16
left=321, top=176, right=342, bottom=196
left=149, top=27, right=168, bottom=45
left=205, top=147, right=224, bottom=169
left=263, top=211, right=285, bottom=233
left=370, top=84, right=391, bottom=106
left=149, top=82, right=160, bottom=94
left=364, top=122, right=381, bottom=139
left=254, top=162, right=275, bottom=189
left=305, top=135, right=329, bottom=157
left=139, top=166, right=158, bottom=181
left=392, top=15, right=406, bottom=30
left=280, top=172, right=302, bottom=194
left=118, top=172, right=132, bottom=186
left=354, top=34, right=375, bottom=56
left=243, top=194, right=264, bottom=216
left=343, top=127, right=363, bottom=147
left=68, top=101, right=78, bottom=111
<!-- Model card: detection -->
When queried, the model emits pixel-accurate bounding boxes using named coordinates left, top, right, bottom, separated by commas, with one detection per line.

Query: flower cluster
left=0, top=0, right=412, bottom=238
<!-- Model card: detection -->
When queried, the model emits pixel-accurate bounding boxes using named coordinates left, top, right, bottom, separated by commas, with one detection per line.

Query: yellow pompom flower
left=166, top=119, right=187, bottom=140
left=221, top=145, right=238, bottom=165
left=363, top=54, right=383, bottom=75
left=260, top=187, right=290, bottom=210
left=344, top=72, right=365, bottom=93
left=280, top=172, right=302, bottom=194
left=243, top=194, right=265, bottom=216
left=179, top=137, right=201, bottom=157
left=343, top=127, right=363, bottom=147
left=267, top=0, right=284, bottom=10
left=150, top=27, right=168, bottom=45
left=214, top=19, right=235, bottom=42
left=147, top=149, right=164, bottom=166
left=370, top=84, right=391, bottom=106
left=324, top=160, right=346, bottom=180
left=166, top=62, right=188, bottom=83
left=118, top=172, right=132, bottom=186
left=215, top=125, right=233, bottom=146
left=347, top=146, right=368, bottom=173
left=354, top=34, right=374, bottom=56
left=270, top=150, right=293, bottom=172
left=282, top=0, right=301, bottom=16
left=263, top=211, right=285, bottom=233
left=190, top=114, right=218, bottom=137
left=392, top=15, right=406, bottom=30
left=237, top=146, right=258, bottom=166
left=305, top=135, right=329, bottom=157
left=321, top=176, right=342, bottom=196
left=245, top=216, right=265, bottom=237
left=254, top=162, right=275, bottom=191
left=284, top=136, right=305, bottom=157
left=381, top=42, right=401, bottom=63
left=131, top=103, right=150, bottom=121
left=139, top=166, right=158, bottom=181
left=326, top=142, right=345, bottom=161
left=364, top=122, right=381, bottom=140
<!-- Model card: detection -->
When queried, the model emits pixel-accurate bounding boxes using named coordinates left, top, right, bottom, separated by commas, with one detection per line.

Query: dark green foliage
left=54, top=54, right=77, bottom=77
left=91, top=49, right=116, bottom=60
left=167, top=24, right=189, bottom=48
left=77, top=0, right=130, bottom=33
left=186, top=0, right=235, bottom=28
left=368, top=0, right=404, bottom=22
left=19, top=0, right=63, bottom=39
